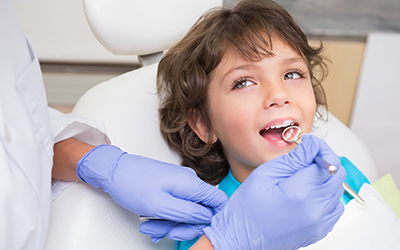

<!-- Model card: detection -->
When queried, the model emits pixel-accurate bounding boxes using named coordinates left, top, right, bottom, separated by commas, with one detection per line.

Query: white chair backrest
left=83, top=0, right=223, bottom=56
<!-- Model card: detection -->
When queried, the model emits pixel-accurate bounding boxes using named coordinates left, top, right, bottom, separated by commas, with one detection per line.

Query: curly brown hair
left=157, top=0, right=328, bottom=185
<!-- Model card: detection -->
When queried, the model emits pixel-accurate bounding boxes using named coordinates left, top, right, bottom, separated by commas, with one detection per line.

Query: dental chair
left=44, top=0, right=378, bottom=249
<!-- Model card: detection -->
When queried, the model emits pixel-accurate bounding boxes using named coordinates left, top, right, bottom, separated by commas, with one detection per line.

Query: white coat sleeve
left=48, top=107, right=110, bottom=146
left=49, top=107, right=111, bottom=200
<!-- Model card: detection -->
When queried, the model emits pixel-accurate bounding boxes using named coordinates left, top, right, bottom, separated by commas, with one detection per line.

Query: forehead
left=210, top=39, right=306, bottom=79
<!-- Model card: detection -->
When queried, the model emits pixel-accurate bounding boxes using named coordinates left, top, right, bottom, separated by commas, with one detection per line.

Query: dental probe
left=314, top=155, right=338, bottom=175
left=282, top=126, right=367, bottom=207
left=138, top=215, right=159, bottom=222
left=344, top=183, right=368, bottom=207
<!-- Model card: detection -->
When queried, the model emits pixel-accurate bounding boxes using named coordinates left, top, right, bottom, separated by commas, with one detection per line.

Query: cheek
left=309, top=89, right=317, bottom=112
left=208, top=100, right=251, bottom=143
left=304, top=89, right=317, bottom=133
left=210, top=106, right=241, bottom=138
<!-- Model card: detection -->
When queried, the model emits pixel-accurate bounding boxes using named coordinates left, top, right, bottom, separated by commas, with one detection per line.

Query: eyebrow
left=222, top=63, right=256, bottom=81
left=282, top=57, right=307, bottom=65
left=222, top=56, right=307, bottom=81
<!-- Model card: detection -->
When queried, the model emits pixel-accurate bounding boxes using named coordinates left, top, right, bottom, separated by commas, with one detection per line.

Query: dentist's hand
left=76, top=144, right=227, bottom=241
left=203, top=134, right=346, bottom=250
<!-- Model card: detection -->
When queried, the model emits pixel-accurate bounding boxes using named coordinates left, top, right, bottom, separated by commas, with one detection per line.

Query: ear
left=188, top=109, right=218, bottom=144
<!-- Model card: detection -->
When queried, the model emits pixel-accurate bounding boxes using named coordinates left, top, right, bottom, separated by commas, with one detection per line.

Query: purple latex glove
left=76, top=145, right=227, bottom=239
left=203, top=134, right=346, bottom=250
left=139, top=220, right=208, bottom=243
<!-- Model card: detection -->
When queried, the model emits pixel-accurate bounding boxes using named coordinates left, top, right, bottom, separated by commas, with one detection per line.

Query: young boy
left=158, top=0, right=327, bottom=186
left=156, top=0, right=400, bottom=249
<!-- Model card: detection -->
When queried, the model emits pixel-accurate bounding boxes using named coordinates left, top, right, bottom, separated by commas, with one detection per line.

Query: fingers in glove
left=139, top=220, right=178, bottom=238
left=252, top=134, right=339, bottom=181
left=320, top=179, right=345, bottom=218
left=168, top=223, right=208, bottom=241
left=140, top=220, right=207, bottom=242
left=280, top=163, right=337, bottom=201
left=277, top=162, right=344, bottom=221
left=150, top=236, right=165, bottom=244
left=147, top=196, right=216, bottom=224
left=168, top=181, right=228, bottom=215
left=287, top=134, right=340, bottom=172
left=285, top=134, right=323, bottom=168
left=318, top=200, right=344, bottom=239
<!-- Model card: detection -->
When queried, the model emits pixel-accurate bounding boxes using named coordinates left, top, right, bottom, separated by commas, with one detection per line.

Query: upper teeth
left=264, top=122, right=295, bottom=131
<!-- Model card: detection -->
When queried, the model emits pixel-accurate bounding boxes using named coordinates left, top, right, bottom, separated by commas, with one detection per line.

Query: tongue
left=260, top=128, right=285, bottom=141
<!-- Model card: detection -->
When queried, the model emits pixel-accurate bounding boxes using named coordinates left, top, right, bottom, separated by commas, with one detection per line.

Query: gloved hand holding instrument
left=140, top=134, right=346, bottom=249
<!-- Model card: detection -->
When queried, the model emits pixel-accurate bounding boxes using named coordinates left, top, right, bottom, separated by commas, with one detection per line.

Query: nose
left=262, top=82, right=291, bottom=109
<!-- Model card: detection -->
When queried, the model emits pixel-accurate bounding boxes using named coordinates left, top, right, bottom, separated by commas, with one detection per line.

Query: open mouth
left=260, top=122, right=297, bottom=141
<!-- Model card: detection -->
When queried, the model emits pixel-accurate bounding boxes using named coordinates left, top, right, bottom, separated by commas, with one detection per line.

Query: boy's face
left=191, top=39, right=317, bottom=183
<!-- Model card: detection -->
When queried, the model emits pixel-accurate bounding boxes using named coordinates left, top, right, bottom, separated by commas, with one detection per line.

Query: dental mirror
left=282, top=125, right=303, bottom=144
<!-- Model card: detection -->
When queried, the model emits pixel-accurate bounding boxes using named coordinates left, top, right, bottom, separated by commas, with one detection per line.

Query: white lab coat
left=0, top=1, right=109, bottom=249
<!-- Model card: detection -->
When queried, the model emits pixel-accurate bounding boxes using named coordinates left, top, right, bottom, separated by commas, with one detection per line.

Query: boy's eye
left=284, top=71, right=303, bottom=80
left=233, top=79, right=255, bottom=89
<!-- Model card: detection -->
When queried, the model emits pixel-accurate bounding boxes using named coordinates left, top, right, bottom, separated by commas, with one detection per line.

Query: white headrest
left=83, top=0, right=223, bottom=56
